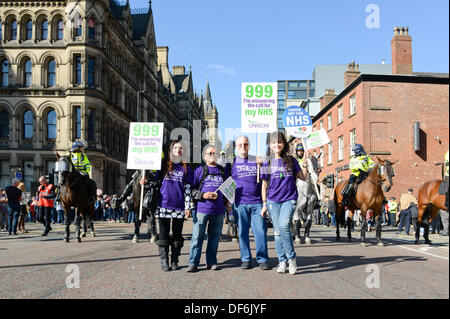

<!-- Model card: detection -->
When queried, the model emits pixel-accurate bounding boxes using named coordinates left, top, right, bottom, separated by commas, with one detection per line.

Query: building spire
left=205, top=81, right=212, bottom=102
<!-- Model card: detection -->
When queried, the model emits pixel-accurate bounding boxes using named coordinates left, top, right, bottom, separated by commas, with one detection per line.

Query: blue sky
left=131, top=0, right=449, bottom=150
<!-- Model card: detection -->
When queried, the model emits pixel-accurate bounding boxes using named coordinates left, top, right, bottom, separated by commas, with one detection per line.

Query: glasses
left=206, top=152, right=216, bottom=156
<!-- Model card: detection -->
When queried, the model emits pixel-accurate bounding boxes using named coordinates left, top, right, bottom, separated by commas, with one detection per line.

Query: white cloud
left=207, top=64, right=236, bottom=76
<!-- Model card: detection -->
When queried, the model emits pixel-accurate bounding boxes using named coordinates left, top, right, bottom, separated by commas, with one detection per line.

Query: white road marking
left=396, top=245, right=449, bottom=261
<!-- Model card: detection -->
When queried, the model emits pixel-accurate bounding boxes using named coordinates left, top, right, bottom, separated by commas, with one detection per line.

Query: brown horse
left=415, top=180, right=447, bottom=245
left=334, top=157, right=396, bottom=246
left=56, top=153, right=97, bottom=243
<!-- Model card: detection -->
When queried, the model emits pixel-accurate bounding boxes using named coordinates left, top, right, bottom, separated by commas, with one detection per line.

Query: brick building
left=311, top=27, right=449, bottom=200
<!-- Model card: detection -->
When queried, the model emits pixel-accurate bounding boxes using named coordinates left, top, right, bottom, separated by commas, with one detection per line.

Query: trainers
left=288, top=258, right=297, bottom=275
left=186, top=265, right=198, bottom=273
left=241, top=261, right=251, bottom=269
left=277, top=261, right=287, bottom=273
left=207, top=264, right=219, bottom=271
left=259, top=262, right=271, bottom=270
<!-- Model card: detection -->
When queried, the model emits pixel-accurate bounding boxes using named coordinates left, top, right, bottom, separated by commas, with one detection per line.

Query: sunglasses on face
left=206, top=152, right=216, bottom=156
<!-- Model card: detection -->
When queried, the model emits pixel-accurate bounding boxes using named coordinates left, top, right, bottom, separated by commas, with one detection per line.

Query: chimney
left=344, top=61, right=361, bottom=87
left=157, top=46, right=169, bottom=67
left=320, top=89, right=336, bottom=110
left=172, top=65, right=186, bottom=75
left=391, top=26, right=412, bottom=74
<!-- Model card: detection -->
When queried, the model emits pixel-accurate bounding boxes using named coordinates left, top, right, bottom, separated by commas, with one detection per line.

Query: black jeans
left=41, top=206, right=53, bottom=232
left=158, top=218, right=184, bottom=246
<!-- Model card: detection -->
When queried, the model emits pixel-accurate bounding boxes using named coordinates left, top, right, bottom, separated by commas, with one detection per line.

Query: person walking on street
left=17, top=182, right=28, bottom=234
left=187, top=144, right=231, bottom=272
left=38, top=176, right=57, bottom=236
left=397, top=188, right=417, bottom=235
left=232, top=136, right=270, bottom=270
left=261, top=131, right=308, bottom=275
left=386, top=197, right=398, bottom=227
left=4, top=178, right=22, bottom=235
left=0, top=189, right=8, bottom=231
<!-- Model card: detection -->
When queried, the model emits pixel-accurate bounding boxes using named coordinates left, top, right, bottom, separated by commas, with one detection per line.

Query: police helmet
left=295, top=144, right=304, bottom=152
left=71, top=140, right=85, bottom=152
left=352, top=144, right=366, bottom=156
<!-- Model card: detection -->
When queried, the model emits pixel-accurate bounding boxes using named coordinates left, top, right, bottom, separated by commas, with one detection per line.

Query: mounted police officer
left=342, top=144, right=375, bottom=206
left=68, top=140, right=96, bottom=203
left=294, top=143, right=305, bottom=167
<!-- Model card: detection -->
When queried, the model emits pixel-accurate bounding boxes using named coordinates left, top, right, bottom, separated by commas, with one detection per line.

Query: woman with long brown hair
left=261, top=131, right=308, bottom=275
left=17, top=182, right=28, bottom=234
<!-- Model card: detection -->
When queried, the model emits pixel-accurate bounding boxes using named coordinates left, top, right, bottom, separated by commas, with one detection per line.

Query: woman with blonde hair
left=17, top=182, right=29, bottom=234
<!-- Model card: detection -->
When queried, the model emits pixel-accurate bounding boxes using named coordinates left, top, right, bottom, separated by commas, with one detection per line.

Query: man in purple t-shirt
left=232, top=135, right=270, bottom=270
left=186, top=144, right=232, bottom=272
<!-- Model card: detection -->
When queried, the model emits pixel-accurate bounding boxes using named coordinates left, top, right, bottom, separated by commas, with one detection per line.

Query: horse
left=415, top=179, right=447, bottom=245
left=334, top=157, right=396, bottom=247
left=292, top=155, right=322, bottom=244
left=130, top=170, right=159, bottom=243
left=56, top=153, right=97, bottom=243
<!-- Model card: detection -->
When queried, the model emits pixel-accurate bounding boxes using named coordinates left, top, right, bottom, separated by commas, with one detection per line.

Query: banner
left=241, top=82, right=278, bottom=133
left=126, top=122, right=164, bottom=170
left=216, top=176, right=236, bottom=204
left=303, top=128, right=331, bottom=150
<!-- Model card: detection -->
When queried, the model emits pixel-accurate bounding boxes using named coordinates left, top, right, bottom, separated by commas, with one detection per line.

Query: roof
left=110, top=0, right=126, bottom=19
left=313, top=73, right=450, bottom=122
left=131, top=13, right=150, bottom=39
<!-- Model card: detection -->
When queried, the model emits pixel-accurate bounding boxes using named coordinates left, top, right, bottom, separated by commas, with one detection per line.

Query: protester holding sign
left=231, top=136, right=271, bottom=270
left=142, top=140, right=193, bottom=271
left=261, top=132, right=308, bottom=275
left=186, top=145, right=231, bottom=272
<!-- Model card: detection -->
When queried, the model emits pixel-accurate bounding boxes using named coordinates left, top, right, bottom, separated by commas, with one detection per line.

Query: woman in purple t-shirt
left=261, top=132, right=308, bottom=275
left=142, top=140, right=193, bottom=271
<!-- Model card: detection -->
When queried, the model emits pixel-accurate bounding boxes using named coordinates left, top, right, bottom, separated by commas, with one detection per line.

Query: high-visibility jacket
left=71, top=152, right=91, bottom=175
left=38, top=183, right=55, bottom=207
left=387, top=200, right=398, bottom=213
left=350, top=155, right=375, bottom=177
left=295, top=156, right=304, bottom=167
left=445, top=150, right=449, bottom=177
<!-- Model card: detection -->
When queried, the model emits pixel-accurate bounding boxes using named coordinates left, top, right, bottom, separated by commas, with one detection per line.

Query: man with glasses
left=38, top=176, right=56, bottom=236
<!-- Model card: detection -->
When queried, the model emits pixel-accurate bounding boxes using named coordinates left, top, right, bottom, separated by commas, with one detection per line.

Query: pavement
left=0, top=219, right=448, bottom=299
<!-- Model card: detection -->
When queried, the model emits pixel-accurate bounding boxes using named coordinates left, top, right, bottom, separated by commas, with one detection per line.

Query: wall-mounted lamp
left=390, top=135, right=397, bottom=143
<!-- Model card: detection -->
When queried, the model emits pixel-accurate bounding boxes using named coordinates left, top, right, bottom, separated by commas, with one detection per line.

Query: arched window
left=47, top=110, right=56, bottom=139
left=0, top=21, right=3, bottom=42
left=11, top=20, right=17, bottom=40
left=1, top=59, right=9, bottom=87
left=56, top=19, right=64, bottom=40
left=23, top=59, right=32, bottom=87
left=0, top=109, right=9, bottom=139
left=75, top=17, right=82, bottom=37
left=25, top=19, right=32, bottom=40
left=47, top=58, right=56, bottom=87
left=88, top=18, right=95, bottom=39
left=23, top=110, right=33, bottom=139
left=41, top=19, right=48, bottom=40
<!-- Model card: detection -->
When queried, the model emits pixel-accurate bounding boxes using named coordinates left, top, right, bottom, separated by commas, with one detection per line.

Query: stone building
left=0, top=0, right=212, bottom=193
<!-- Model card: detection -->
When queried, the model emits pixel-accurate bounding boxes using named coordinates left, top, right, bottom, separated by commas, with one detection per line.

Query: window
left=350, top=94, right=356, bottom=116
left=74, top=106, right=81, bottom=139
left=350, top=129, right=356, bottom=156
left=47, top=59, right=56, bottom=87
left=309, top=90, right=315, bottom=97
left=11, top=20, right=17, bottom=40
left=309, top=81, right=315, bottom=90
left=319, top=147, right=324, bottom=168
left=75, top=17, right=82, bottom=37
left=88, top=57, right=95, bottom=87
left=41, top=20, right=48, bottom=40
left=278, top=90, right=285, bottom=100
left=25, top=19, right=32, bottom=40
left=338, top=136, right=344, bottom=161
left=288, top=90, right=307, bottom=99
left=88, top=18, right=95, bottom=39
left=328, top=142, right=333, bottom=165
left=319, top=120, right=323, bottom=130
left=1, top=59, right=9, bottom=87
left=278, top=81, right=285, bottom=90
left=327, top=113, right=332, bottom=131
left=74, top=55, right=82, bottom=85
left=57, top=19, right=64, bottom=40
left=47, top=110, right=56, bottom=139
left=1, top=161, right=10, bottom=189
left=88, top=109, right=95, bottom=141
left=0, top=21, right=2, bottom=41
left=23, top=160, right=33, bottom=191
left=0, top=109, right=9, bottom=138
left=338, top=104, right=343, bottom=124
left=23, top=110, right=33, bottom=139
left=288, top=81, right=298, bottom=88
left=24, top=59, right=32, bottom=87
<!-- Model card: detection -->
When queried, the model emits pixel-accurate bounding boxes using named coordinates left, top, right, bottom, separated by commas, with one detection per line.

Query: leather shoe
left=241, top=261, right=251, bottom=269
left=259, top=262, right=271, bottom=270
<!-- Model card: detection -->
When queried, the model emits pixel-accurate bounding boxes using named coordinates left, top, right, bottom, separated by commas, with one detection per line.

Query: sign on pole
left=216, top=176, right=236, bottom=204
left=282, top=106, right=312, bottom=139
left=303, top=128, right=331, bottom=150
left=241, top=82, right=278, bottom=133
left=127, top=122, right=164, bottom=170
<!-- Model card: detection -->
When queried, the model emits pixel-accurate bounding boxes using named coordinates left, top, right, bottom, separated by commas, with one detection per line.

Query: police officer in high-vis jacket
left=294, top=143, right=305, bottom=167
left=70, top=140, right=92, bottom=177
left=342, top=144, right=375, bottom=206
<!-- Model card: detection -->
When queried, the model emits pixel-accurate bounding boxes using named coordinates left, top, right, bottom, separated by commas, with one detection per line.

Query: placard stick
left=257, top=133, right=261, bottom=183
left=139, top=169, right=145, bottom=221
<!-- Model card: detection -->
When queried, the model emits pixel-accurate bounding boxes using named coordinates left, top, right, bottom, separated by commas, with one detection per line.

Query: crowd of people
left=0, top=133, right=448, bottom=275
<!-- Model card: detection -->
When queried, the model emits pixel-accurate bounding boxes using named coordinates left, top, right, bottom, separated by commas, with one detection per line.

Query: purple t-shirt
left=159, top=164, right=193, bottom=210
left=261, top=156, right=301, bottom=203
left=193, top=165, right=229, bottom=215
left=231, top=155, right=262, bottom=205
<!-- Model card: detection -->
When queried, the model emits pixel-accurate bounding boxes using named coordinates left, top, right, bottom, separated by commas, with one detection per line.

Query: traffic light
left=326, top=174, right=334, bottom=189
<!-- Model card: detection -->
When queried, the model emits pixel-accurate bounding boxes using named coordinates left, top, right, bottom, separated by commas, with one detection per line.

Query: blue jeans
left=188, top=212, right=224, bottom=267
left=330, top=213, right=337, bottom=226
left=268, top=199, right=297, bottom=263
left=57, top=210, right=65, bottom=224
left=128, top=211, right=135, bottom=223
left=398, top=209, right=411, bottom=234
left=7, top=204, right=20, bottom=234
left=235, top=203, right=268, bottom=264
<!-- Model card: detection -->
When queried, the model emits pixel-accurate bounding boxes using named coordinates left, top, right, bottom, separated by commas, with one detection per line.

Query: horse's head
left=55, top=153, right=74, bottom=186
left=376, top=156, right=397, bottom=193
left=307, top=155, right=322, bottom=183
